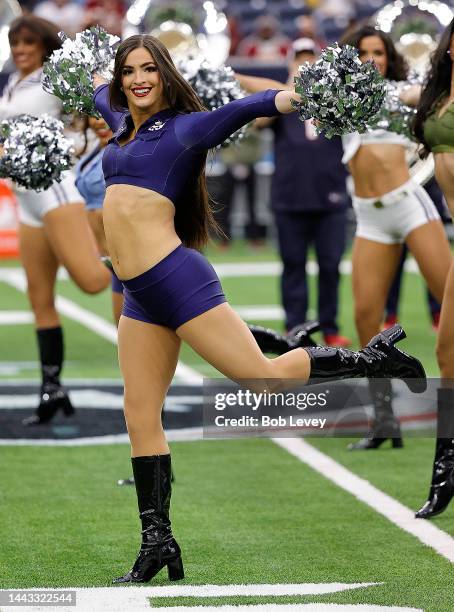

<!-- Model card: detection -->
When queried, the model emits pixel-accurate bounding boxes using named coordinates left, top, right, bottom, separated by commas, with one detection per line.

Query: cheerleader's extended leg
left=44, top=202, right=111, bottom=294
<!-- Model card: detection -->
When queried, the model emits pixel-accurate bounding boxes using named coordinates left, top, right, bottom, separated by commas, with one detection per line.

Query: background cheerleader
left=0, top=15, right=111, bottom=425
left=339, top=25, right=452, bottom=450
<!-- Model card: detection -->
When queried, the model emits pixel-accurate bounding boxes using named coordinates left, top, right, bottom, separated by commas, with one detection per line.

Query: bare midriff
left=103, top=184, right=182, bottom=280
left=434, top=153, right=454, bottom=216
left=348, top=144, right=410, bottom=198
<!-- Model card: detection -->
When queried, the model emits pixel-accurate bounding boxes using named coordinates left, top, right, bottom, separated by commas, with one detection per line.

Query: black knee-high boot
left=23, top=326, right=74, bottom=426
left=348, top=378, right=403, bottom=450
left=248, top=321, right=319, bottom=354
left=113, top=454, right=184, bottom=583
left=415, top=388, right=454, bottom=519
left=304, top=325, right=426, bottom=393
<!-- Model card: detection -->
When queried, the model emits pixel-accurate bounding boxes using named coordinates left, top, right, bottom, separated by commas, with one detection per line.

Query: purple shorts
left=121, top=244, right=226, bottom=330
left=111, top=270, right=124, bottom=294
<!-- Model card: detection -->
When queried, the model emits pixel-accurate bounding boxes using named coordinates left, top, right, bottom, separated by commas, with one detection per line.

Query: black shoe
left=113, top=455, right=184, bottom=584
left=415, top=388, right=454, bottom=519
left=348, top=424, right=403, bottom=450
left=305, top=325, right=426, bottom=393
left=287, top=321, right=320, bottom=348
left=22, top=383, right=74, bottom=426
left=248, top=321, right=319, bottom=355
left=348, top=378, right=403, bottom=450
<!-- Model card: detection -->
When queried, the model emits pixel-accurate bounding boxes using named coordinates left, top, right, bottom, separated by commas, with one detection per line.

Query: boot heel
left=380, top=324, right=406, bottom=344
left=167, top=556, right=184, bottom=581
left=392, top=437, right=403, bottom=448
left=61, top=394, right=75, bottom=417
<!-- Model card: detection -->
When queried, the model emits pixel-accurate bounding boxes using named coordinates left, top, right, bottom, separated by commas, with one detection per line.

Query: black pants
left=275, top=209, right=348, bottom=334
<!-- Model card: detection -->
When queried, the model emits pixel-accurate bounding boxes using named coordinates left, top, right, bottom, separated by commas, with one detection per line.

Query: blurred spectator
left=295, top=15, right=326, bottom=49
left=238, top=38, right=351, bottom=345
left=207, top=131, right=267, bottom=248
left=236, top=15, right=291, bottom=61
left=34, top=0, right=84, bottom=37
left=315, top=0, right=355, bottom=19
left=227, top=14, right=241, bottom=56
left=83, top=0, right=126, bottom=37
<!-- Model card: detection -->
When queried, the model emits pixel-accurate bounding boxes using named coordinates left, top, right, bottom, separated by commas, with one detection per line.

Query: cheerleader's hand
left=93, top=73, right=108, bottom=89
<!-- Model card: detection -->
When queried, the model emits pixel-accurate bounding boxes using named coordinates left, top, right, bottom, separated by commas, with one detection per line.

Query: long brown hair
left=109, top=34, right=219, bottom=249
left=413, top=19, right=454, bottom=157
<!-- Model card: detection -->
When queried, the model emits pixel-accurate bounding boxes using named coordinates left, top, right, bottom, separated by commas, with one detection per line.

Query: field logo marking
left=0, top=584, right=423, bottom=612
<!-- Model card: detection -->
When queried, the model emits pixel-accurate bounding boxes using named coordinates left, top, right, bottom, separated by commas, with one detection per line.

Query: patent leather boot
left=22, top=381, right=74, bottom=426
left=348, top=378, right=403, bottom=450
left=113, top=455, right=184, bottom=583
left=248, top=321, right=319, bottom=354
left=305, top=325, right=426, bottom=393
left=415, top=388, right=454, bottom=519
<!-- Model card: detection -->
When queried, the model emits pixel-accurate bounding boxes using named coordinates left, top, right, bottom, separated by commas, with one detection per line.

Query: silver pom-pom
left=177, top=57, right=247, bottom=146
left=42, top=26, right=120, bottom=115
left=368, top=72, right=425, bottom=139
left=293, top=43, right=386, bottom=138
left=0, top=115, right=73, bottom=191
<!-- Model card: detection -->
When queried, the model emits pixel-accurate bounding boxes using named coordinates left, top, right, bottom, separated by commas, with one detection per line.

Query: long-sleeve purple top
left=93, top=84, right=282, bottom=205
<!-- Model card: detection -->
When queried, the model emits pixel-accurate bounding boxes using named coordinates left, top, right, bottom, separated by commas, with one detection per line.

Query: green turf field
left=0, top=241, right=450, bottom=611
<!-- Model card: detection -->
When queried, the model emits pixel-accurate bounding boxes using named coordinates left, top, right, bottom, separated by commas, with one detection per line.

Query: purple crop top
left=93, top=84, right=282, bottom=205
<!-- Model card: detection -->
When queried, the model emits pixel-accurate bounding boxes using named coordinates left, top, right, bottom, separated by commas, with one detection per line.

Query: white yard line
left=0, top=426, right=203, bottom=446
left=273, top=438, right=454, bottom=564
left=0, top=311, right=33, bottom=324
left=212, top=259, right=420, bottom=278
left=0, top=269, right=201, bottom=384
left=0, top=583, right=423, bottom=612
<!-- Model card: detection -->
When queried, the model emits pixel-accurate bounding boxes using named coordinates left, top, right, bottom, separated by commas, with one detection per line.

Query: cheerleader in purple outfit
left=92, top=35, right=425, bottom=583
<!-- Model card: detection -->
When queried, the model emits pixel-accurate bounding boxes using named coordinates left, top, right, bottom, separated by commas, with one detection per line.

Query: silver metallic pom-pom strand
left=42, top=26, right=120, bottom=116
left=0, top=115, right=73, bottom=191
left=293, top=43, right=386, bottom=138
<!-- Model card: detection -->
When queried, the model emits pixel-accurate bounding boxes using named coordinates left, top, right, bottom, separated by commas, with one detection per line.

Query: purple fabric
left=111, top=270, right=124, bottom=294
left=121, top=244, right=226, bottom=329
left=93, top=84, right=281, bottom=205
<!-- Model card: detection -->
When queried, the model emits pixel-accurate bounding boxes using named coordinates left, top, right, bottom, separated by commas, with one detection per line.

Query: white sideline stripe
left=0, top=426, right=203, bottom=446
left=0, top=311, right=34, bottom=324
left=0, top=378, right=200, bottom=386
left=236, top=306, right=284, bottom=320
left=273, top=438, right=454, bottom=564
left=0, top=269, right=201, bottom=385
left=212, top=259, right=420, bottom=278
left=0, top=258, right=421, bottom=285
left=0, top=390, right=200, bottom=411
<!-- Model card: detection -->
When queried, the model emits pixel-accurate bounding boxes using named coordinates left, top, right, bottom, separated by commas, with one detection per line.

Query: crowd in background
left=14, top=0, right=386, bottom=51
